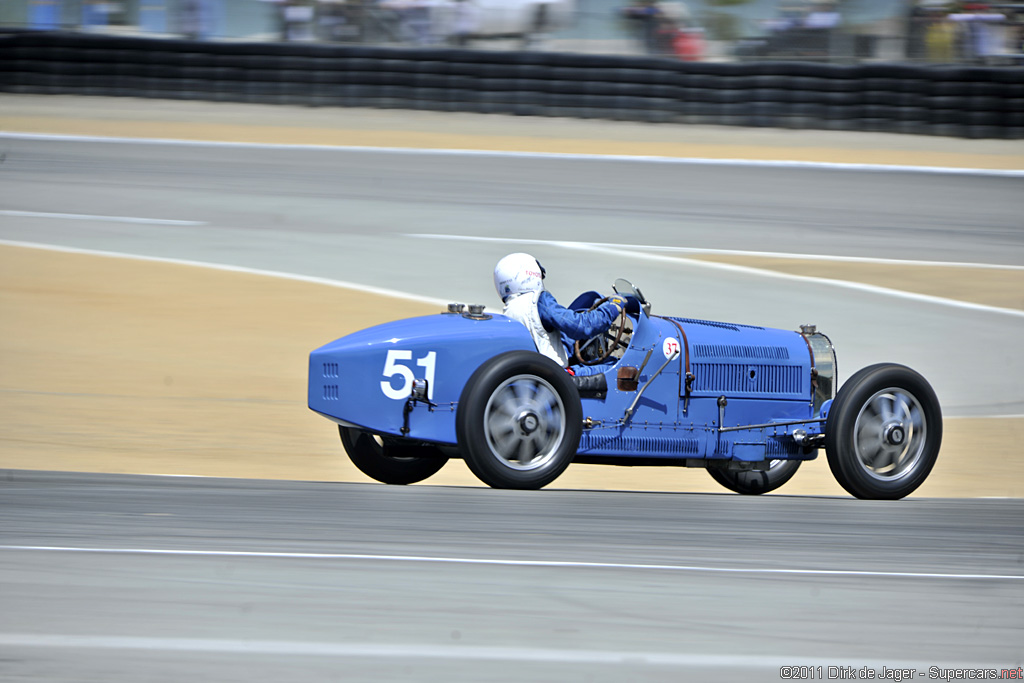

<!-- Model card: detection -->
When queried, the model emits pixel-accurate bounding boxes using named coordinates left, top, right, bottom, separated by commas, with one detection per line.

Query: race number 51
left=381, top=350, right=436, bottom=400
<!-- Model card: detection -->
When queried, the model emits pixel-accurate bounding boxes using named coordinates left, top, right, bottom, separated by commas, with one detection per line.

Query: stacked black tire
left=2, top=31, right=1021, bottom=139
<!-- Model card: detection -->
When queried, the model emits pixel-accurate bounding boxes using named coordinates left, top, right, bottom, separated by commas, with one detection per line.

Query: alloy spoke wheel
left=852, top=388, right=927, bottom=482
left=483, top=374, right=567, bottom=471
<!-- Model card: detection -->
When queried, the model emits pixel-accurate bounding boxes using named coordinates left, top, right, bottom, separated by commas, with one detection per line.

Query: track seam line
left=2, top=131, right=1022, bottom=176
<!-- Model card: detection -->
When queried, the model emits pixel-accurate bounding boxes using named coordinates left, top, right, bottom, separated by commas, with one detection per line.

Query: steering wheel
left=573, top=296, right=630, bottom=366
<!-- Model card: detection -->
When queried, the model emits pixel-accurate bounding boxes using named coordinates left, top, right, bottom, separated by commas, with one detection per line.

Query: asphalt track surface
left=1, top=97, right=1023, bottom=681
left=1, top=133, right=1022, bottom=416
left=2, top=470, right=1023, bottom=682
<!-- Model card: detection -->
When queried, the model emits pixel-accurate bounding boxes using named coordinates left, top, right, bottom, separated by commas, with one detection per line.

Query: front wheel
left=825, top=363, right=942, bottom=500
left=707, top=459, right=801, bottom=495
left=457, top=351, right=582, bottom=490
left=339, top=426, right=448, bottom=485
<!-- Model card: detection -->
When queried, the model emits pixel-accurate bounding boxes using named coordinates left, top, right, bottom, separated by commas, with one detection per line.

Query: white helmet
left=494, top=253, right=546, bottom=303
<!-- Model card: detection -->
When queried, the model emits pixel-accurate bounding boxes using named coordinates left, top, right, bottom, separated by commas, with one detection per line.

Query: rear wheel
left=707, top=459, right=801, bottom=495
left=825, top=363, right=942, bottom=500
left=457, top=351, right=582, bottom=490
left=339, top=426, right=448, bottom=485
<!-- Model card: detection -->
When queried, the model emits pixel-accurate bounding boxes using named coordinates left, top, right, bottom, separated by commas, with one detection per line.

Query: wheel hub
left=482, top=374, right=568, bottom=472
left=883, top=422, right=906, bottom=446
left=518, top=412, right=539, bottom=435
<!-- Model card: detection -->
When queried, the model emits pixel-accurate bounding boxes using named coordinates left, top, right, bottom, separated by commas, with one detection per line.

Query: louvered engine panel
left=578, top=433, right=700, bottom=457
left=692, top=363, right=803, bottom=396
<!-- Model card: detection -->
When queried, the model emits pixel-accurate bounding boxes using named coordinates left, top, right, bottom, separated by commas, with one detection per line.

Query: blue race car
left=308, top=279, right=941, bottom=499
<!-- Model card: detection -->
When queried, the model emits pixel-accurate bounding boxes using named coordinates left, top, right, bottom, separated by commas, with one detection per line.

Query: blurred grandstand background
left=2, top=0, right=1022, bottom=63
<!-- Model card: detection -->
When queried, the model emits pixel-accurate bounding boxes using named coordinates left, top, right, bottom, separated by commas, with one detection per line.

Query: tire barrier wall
left=2, top=31, right=1022, bottom=139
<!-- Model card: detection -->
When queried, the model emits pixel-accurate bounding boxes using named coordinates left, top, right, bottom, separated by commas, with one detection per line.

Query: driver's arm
left=537, top=291, right=622, bottom=341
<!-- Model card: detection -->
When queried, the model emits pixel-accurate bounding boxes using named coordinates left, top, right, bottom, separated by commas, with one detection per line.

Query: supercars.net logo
left=779, top=666, right=1024, bottom=681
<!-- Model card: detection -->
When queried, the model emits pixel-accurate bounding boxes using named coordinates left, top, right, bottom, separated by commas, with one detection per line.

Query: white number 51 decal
left=380, top=350, right=436, bottom=400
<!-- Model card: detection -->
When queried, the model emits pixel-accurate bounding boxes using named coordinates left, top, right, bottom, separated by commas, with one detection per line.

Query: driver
left=493, top=253, right=625, bottom=375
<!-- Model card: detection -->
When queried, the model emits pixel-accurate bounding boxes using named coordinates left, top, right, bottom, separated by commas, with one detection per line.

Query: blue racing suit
left=537, top=291, right=621, bottom=376
left=538, top=291, right=619, bottom=339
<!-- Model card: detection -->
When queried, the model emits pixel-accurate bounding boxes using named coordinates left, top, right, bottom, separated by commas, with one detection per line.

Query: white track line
left=411, top=234, right=1024, bottom=319
left=2, top=131, right=1022, bottom=177
left=0, top=210, right=205, bottom=226
left=0, top=239, right=450, bottom=307
left=412, top=233, right=1024, bottom=271
left=11, top=234, right=1020, bottom=320
left=3, top=545, right=1022, bottom=580
left=951, top=414, right=1024, bottom=420
left=2, top=634, right=1016, bottom=672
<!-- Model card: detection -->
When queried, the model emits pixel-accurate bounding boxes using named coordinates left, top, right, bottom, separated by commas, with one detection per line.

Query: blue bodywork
left=309, top=292, right=836, bottom=466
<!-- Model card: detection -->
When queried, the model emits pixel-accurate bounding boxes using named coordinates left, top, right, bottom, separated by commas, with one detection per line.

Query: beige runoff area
left=1, top=95, right=1021, bottom=496
left=687, top=256, right=1024, bottom=312
left=2, top=245, right=1022, bottom=498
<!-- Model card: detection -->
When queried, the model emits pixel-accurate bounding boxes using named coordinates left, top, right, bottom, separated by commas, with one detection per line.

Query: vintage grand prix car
left=308, top=280, right=942, bottom=499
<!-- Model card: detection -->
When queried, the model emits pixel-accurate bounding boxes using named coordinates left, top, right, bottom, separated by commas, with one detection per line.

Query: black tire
left=707, top=459, right=801, bottom=495
left=339, top=426, right=448, bottom=485
left=825, top=363, right=942, bottom=500
left=456, top=351, right=582, bottom=490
